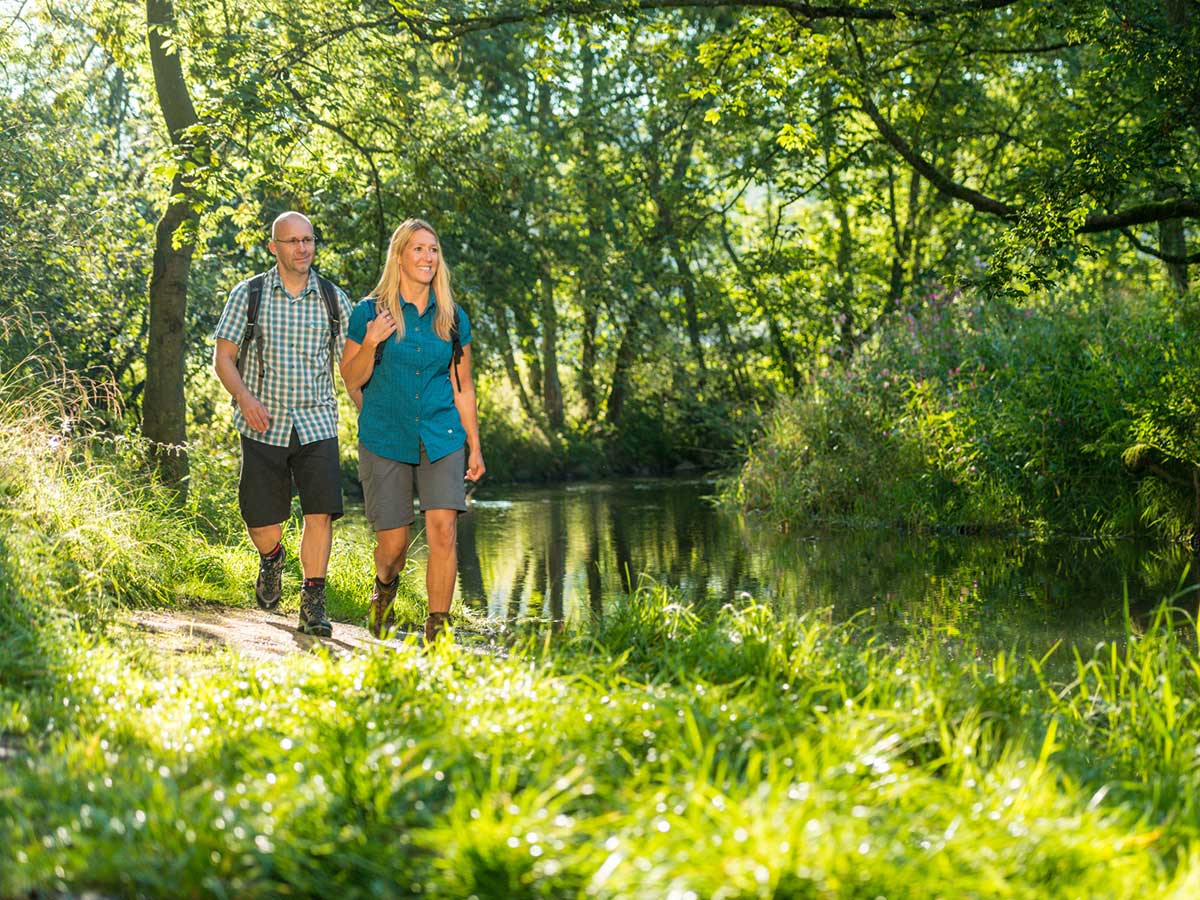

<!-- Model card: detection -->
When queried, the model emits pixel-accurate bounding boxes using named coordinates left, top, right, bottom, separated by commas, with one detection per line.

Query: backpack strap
left=450, top=306, right=463, bottom=393
left=315, top=273, right=341, bottom=375
left=235, top=273, right=267, bottom=382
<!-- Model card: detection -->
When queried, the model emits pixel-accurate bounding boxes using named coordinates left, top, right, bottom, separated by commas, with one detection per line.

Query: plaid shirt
left=213, top=266, right=353, bottom=448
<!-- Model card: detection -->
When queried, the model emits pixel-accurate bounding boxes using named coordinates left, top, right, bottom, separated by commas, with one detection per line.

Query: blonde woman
left=340, top=218, right=485, bottom=642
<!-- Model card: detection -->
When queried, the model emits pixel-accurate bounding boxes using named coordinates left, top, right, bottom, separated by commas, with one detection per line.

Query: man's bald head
left=271, top=211, right=312, bottom=241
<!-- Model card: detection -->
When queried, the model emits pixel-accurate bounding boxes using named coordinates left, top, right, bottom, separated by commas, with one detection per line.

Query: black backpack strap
left=315, top=273, right=341, bottom=374
left=450, top=305, right=463, bottom=392
left=235, top=274, right=267, bottom=382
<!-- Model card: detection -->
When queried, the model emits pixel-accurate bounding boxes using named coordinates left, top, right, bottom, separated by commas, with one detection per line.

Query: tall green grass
left=6, top=584, right=1200, bottom=897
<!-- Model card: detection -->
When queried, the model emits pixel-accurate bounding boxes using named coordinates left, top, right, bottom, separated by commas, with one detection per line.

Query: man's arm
left=214, top=338, right=271, bottom=433
left=334, top=290, right=362, bottom=410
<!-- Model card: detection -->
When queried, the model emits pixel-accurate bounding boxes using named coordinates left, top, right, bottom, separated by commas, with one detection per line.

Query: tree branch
left=278, top=0, right=1023, bottom=57
left=1081, top=202, right=1200, bottom=233
left=856, top=80, right=1200, bottom=234
left=855, top=87, right=1018, bottom=219
left=1121, top=228, right=1200, bottom=265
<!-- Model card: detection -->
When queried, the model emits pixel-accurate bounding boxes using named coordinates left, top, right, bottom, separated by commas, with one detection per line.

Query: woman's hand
left=364, top=307, right=397, bottom=347
left=466, top=447, right=486, bottom=483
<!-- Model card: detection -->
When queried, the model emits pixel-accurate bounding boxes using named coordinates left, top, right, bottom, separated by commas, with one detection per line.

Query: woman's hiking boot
left=255, top=545, right=286, bottom=610
left=368, top=576, right=399, bottom=638
left=298, top=583, right=333, bottom=637
left=424, top=611, right=450, bottom=645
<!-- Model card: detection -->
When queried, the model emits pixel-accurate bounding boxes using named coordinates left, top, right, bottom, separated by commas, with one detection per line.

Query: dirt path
left=130, top=606, right=415, bottom=660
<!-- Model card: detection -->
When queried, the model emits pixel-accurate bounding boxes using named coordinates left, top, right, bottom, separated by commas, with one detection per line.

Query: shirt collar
left=400, top=288, right=437, bottom=318
left=266, top=265, right=319, bottom=301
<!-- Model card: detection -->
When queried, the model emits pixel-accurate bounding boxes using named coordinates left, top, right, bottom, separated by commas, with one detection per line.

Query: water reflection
left=424, top=478, right=1198, bottom=652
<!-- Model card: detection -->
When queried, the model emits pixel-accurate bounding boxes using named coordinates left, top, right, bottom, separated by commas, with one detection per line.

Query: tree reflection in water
left=437, top=479, right=1194, bottom=655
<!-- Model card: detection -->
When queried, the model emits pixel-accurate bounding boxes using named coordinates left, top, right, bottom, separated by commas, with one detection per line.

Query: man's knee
left=302, top=513, right=333, bottom=531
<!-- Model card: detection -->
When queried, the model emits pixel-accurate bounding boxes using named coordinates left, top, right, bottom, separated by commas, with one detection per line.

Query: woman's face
left=398, top=229, right=439, bottom=287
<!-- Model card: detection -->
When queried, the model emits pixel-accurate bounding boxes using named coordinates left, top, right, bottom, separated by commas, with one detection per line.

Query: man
left=213, top=211, right=354, bottom=636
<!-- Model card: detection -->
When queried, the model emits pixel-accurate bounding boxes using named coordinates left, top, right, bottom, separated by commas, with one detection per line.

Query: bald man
left=213, top=212, right=354, bottom=637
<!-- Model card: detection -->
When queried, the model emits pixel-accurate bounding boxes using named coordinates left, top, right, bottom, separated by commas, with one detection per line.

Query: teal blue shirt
left=348, top=293, right=472, bottom=464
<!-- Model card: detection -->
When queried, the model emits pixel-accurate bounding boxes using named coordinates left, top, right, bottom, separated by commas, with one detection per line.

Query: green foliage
left=734, top=284, right=1194, bottom=536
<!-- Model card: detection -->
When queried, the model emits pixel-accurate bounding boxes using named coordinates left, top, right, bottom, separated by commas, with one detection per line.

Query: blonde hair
left=369, top=218, right=455, bottom=341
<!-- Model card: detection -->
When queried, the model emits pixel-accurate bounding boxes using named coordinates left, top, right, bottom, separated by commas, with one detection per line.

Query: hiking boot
left=298, top=583, right=333, bottom=637
left=368, top=576, right=399, bottom=638
left=424, top=611, right=450, bottom=645
left=255, top=545, right=286, bottom=611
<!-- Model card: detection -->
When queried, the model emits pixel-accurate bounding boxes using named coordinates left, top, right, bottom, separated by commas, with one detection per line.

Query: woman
left=341, top=218, right=485, bottom=643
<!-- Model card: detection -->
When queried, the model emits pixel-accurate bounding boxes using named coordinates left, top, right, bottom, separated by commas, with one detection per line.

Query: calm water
left=388, top=477, right=1197, bottom=651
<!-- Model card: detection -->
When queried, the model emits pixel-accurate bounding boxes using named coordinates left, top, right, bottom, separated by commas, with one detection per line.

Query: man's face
left=269, top=216, right=315, bottom=279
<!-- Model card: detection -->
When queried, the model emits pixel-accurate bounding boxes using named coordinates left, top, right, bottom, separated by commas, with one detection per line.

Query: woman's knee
left=425, top=513, right=458, bottom=553
left=375, top=527, right=410, bottom=563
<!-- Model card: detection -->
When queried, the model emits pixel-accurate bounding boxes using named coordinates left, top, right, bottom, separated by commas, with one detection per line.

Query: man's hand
left=237, top=391, right=271, bottom=433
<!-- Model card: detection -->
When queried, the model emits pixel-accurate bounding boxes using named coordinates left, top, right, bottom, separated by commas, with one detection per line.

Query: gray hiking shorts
left=358, top=442, right=467, bottom=532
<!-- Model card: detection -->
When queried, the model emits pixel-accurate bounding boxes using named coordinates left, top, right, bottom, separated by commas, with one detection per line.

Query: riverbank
left=730, top=286, right=1200, bottom=541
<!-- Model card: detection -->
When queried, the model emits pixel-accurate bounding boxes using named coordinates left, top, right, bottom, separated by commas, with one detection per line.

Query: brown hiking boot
left=424, top=611, right=450, bottom=645
left=368, top=576, right=399, bottom=638
left=298, top=583, right=333, bottom=637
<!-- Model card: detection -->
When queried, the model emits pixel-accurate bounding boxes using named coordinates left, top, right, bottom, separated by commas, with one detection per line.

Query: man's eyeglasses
left=276, top=237, right=316, bottom=248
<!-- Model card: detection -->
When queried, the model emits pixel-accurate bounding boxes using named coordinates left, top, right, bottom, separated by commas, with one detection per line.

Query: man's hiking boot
left=424, top=611, right=450, bottom=645
left=368, top=576, right=399, bottom=639
left=255, top=545, right=286, bottom=611
left=298, top=583, right=333, bottom=637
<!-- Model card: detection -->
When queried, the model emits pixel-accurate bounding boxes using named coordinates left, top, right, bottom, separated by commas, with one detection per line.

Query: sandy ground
left=129, top=605, right=425, bottom=660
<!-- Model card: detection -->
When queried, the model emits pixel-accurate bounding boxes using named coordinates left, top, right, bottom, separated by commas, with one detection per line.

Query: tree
left=143, top=0, right=202, bottom=495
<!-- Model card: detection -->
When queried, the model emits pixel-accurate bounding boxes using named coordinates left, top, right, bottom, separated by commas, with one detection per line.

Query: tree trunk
left=144, top=169, right=194, bottom=491
left=669, top=237, right=707, bottom=376
left=888, top=166, right=921, bottom=304
left=1153, top=0, right=1192, bottom=296
left=819, top=82, right=856, bottom=358
left=720, top=225, right=801, bottom=390
left=605, top=320, right=638, bottom=429
left=1160, top=212, right=1190, bottom=294
left=578, top=33, right=601, bottom=422
left=496, top=307, right=540, bottom=424
left=540, top=268, right=564, bottom=430
left=580, top=301, right=599, bottom=422
left=144, top=0, right=199, bottom=498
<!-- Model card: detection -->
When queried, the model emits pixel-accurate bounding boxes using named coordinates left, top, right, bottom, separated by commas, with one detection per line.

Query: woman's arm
left=340, top=308, right=397, bottom=394
left=451, top=343, right=486, bottom=482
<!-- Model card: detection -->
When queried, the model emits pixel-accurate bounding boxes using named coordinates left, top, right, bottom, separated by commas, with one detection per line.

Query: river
left=387, top=477, right=1198, bottom=653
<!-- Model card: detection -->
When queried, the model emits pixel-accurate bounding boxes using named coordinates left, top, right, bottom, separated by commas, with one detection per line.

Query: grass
left=4, top=362, right=1200, bottom=897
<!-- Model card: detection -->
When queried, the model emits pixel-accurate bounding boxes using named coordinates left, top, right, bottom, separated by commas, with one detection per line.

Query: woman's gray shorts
left=358, top=443, right=467, bottom=532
